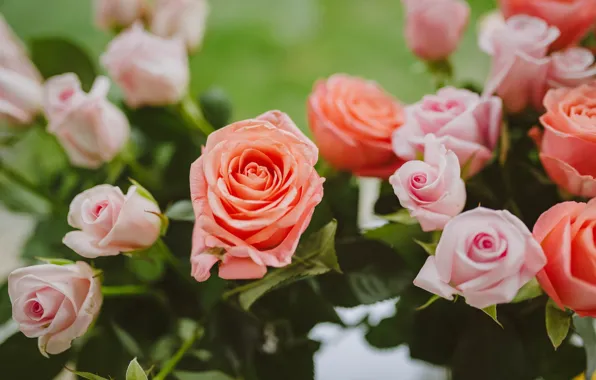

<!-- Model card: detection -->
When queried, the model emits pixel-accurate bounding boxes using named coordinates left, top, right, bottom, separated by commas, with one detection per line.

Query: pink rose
left=0, top=15, right=43, bottom=125
left=533, top=85, right=596, bottom=198
left=547, top=47, right=596, bottom=89
left=414, top=207, right=546, bottom=309
left=389, top=134, right=466, bottom=232
left=64, top=184, right=162, bottom=258
left=190, top=110, right=324, bottom=281
left=44, top=74, right=130, bottom=169
left=402, top=0, right=470, bottom=61
left=498, top=0, right=596, bottom=51
left=151, top=0, right=209, bottom=52
left=94, top=0, right=148, bottom=30
left=480, top=15, right=559, bottom=113
left=533, top=200, right=596, bottom=317
left=307, top=74, right=405, bottom=178
left=8, top=262, right=102, bottom=356
left=101, top=23, right=189, bottom=108
left=392, top=87, right=502, bottom=178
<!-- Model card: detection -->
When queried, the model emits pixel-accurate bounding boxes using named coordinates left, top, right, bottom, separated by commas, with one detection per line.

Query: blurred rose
left=390, top=134, right=466, bottom=231
left=0, top=15, right=43, bottom=125
left=94, top=0, right=148, bottom=30
left=307, top=74, right=405, bottom=178
left=480, top=15, right=559, bottom=113
left=393, top=87, right=502, bottom=178
left=547, top=47, right=596, bottom=89
left=414, top=207, right=546, bottom=309
left=402, top=0, right=470, bottom=61
left=498, top=0, right=596, bottom=50
left=44, top=74, right=130, bottom=169
left=8, top=262, right=102, bottom=356
left=64, top=184, right=161, bottom=258
left=151, top=0, right=209, bottom=52
left=190, top=111, right=324, bottom=281
left=534, top=200, right=596, bottom=317
left=101, top=23, right=189, bottom=108
left=533, top=85, right=596, bottom=198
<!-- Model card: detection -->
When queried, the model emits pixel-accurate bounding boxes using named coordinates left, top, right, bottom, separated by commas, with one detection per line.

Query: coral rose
left=533, top=200, right=596, bottom=317
left=307, top=74, right=405, bottom=178
left=190, top=110, right=324, bottom=281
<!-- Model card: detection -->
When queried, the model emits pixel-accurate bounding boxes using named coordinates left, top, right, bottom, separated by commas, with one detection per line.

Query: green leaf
left=499, top=120, right=510, bottom=167
left=511, top=278, right=543, bottom=303
left=129, top=179, right=158, bottom=204
left=175, top=370, right=235, bottom=380
left=0, top=282, right=13, bottom=325
left=364, top=307, right=408, bottom=349
left=416, top=294, right=441, bottom=311
left=127, top=244, right=166, bottom=283
left=165, top=200, right=195, bottom=222
left=112, top=323, right=143, bottom=359
left=364, top=222, right=428, bottom=271
left=198, top=87, right=233, bottom=129
left=413, top=239, right=437, bottom=256
left=30, top=38, right=97, bottom=90
left=231, top=220, right=339, bottom=310
left=545, top=298, right=571, bottom=349
left=461, top=151, right=479, bottom=180
left=34, top=257, right=74, bottom=266
left=126, top=358, right=148, bottom=380
left=67, top=370, right=108, bottom=380
left=380, top=209, right=418, bottom=225
left=573, top=316, right=596, bottom=379
left=482, top=305, right=503, bottom=328
left=0, top=332, right=69, bottom=379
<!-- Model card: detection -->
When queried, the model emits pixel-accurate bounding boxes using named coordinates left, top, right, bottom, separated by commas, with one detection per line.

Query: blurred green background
left=1, top=0, right=496, bottom=130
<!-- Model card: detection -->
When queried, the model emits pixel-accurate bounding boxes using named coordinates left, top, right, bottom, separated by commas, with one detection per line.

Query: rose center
left=474, top=233, right=496, bottom=251
left=92, top=201, right=109, bottom=218
left=59, top=88, right=75, bottom=102
left=29, top=301, right=43, bottom=318
left=410, top=173, right=428, bottom=189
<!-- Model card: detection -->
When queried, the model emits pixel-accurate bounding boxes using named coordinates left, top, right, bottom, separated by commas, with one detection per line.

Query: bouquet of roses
left=2, top=0, right=596, bottom=379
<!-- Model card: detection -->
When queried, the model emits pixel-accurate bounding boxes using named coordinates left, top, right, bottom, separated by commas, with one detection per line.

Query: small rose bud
left=151, top=0, right=209, bottom=52
left=94, top=0, right=148, bottom=31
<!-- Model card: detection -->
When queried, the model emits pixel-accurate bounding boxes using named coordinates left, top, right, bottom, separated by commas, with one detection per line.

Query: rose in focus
left=190, top=111, right=324, bottom=281
left=8, top=262, right=102, bottom=356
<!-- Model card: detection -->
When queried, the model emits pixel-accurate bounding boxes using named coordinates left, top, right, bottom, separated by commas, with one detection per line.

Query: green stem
left=155, top=239, right=198, bottom=289
left=101, top=285, right=150, bottom=297
left=179, top=94, right=215, bottom=137
left=426, top=59, right=453, bottom=90
left=153, top=327, right=203, bottom=380
left=0, top=160, right=55, bottom=207
left=573, top=316, right=596, bottom=379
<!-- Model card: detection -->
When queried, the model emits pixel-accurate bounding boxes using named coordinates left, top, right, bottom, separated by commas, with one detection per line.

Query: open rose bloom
left=190, top=111, right=324, bottom=281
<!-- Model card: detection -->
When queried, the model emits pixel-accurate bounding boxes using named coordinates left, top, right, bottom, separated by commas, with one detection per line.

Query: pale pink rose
left=414, top=207, right=546, bottom=309
left=389, top=135, right=466, bottom=232
left=8, top=262, right=102, bottom=356
left=151, top=0, right=209, bottom=52
left=480, top=15, right=560, bottom=113
left=0, top=15, right=43, bottom=125
left=44, top=74, right=130, bottom=169
left=101, top=23, right=189, bottom=108
left=402, top=0, right=470, bottom=61
left=498, top=0, right=596, bottom=51
left=94, top=0, right=148, bottom=30
left=547, top=47, right=596, bottom=89
left=533, top=85, right=596, bottom=198
left=190, top=110, right=324, bottom=281
left=64, top=184, right=161, bottom=258
left=392, top=87, right=502, bottom=178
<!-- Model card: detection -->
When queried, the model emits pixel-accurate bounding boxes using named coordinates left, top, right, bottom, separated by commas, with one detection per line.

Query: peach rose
left=498, top=0, right=596, bottom=50
left=533, top=200, right=596, bottom=317
left=8, top=262, right=102, bottom=356
left=534, top=85, right=596, bottom=198
left=190, top=110, right=324, bottom=281
left=307, top=74, right=405, bottom=178
left=151, top=0, right=209, bottom=52
left=64, top=184, right=162, bottom=258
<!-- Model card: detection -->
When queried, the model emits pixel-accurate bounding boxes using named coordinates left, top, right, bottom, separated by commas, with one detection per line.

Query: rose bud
left=414, top=207, right=546, bottom=309
left=402, top=0, right=470, bottom=61
left=307, top=74, right=405, bottom=178
left=151, top=0, right=209, bottom=52
left=190, top=111, right=324, bottom=281
left=498, top=0, right=596, bottom=51
left=546, top=47, right=596, bottom=89
left=44, top=74, right=130, bottom=169
left=64, top=184, right=162, bottom=258
left=534, top=200, right=596, bottom=317
left=480, top=15, right=559, bottom=113
left=392, top=87, right=502, bottom=178
left=101, top=23, right=189, bottom=108
left=390, top=134, right=466, bottom=232
left=8, top=262, right=102, bottom=356
left=94, top=0, right=148, bottom=30
left=0, top=15, right=43, bottom=125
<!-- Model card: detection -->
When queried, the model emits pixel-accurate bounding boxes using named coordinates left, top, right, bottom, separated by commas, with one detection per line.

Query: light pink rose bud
left=392, top=87, right=502, bottom=178
left=101, top=23, right=189, bottom=108
left=414, top=207, right=546, bottom=309
left=8, top=262, right=102, bottom=356
left=44, top=74, right=130, bottom=169
left=94, top=0, right=148, bottom=30
left=389, top=135, right=466, bottom=231
left=0, top=15, right=43, bottom=125
left=480, top=15, right=559, bottom=113
left=547, top=47, right=596, bottom=89
left=402, top=0, right=470, bottom=61
left=64, top=184, right=162, bottom=258
left=151, top=0, right=209, bottom=52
